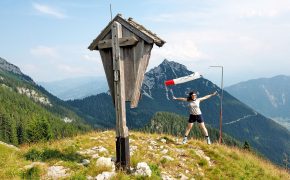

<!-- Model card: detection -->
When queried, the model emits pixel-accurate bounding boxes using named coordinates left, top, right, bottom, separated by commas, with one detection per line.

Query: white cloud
left=225, top=0, right=290, bottom=19
left=30, top=46, right=59, bottom=59
left=240, top=9, right=279, bottom=18
left=151, top=32, right=208, bottom=63
left=33, top=3, right=67, bottom=19
left=57, top=64, right=86, bottom=74
left=82, top=53, right=100, bottom=62
left=145, top=11, right=213, bottom=24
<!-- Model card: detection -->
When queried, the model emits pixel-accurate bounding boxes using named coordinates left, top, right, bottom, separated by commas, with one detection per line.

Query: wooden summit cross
left=88, top=14, right=165, bottom=170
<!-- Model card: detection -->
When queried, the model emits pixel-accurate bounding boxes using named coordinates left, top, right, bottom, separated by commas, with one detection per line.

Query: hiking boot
left=206, top=137, right=211, bottom=145
left=182, top=137, right=188, bottom=144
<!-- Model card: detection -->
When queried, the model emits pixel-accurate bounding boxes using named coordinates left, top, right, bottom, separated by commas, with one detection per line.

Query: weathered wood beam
left=112, top=21, right=128, bottom=138
left=116, top=16, right=154, bottom=44
left=98, top=37, right=138, bottom=50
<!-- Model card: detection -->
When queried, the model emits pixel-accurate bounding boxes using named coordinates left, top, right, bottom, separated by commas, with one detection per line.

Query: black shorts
left=188, top=114, right=204, bottom=123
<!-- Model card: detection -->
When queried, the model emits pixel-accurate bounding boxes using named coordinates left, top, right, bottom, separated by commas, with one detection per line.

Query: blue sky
left=1, top=0, right=290, bottom=86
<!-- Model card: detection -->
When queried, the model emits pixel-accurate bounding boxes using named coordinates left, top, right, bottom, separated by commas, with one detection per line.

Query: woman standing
left=173, top=91, right=217, bottom=144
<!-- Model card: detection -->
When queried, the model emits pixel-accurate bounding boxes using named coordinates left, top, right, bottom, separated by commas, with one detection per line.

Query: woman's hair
left=187, top=91, right=197, bottom=101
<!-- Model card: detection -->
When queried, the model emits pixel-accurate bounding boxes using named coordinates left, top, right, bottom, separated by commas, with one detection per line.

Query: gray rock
left=95, top=171, right=116, bottom=180
left=82, top=159, right=90, bottom=166
left=195, top=149, right=213, bottom=166
left=161, top=149, right=168, bottom=154
left=161, top=172, right=176, bottom=180
left=86, top=175, right=94, bottom=180
left=46, top=166, right=69, bottom=179
left=160, top=138, right=167, bottom=143
left=178, top=173, right=189, bottom=180
left=96, top=157, right=115, bottom=171
left=130, top=145, right=138, bottom=156
left=92, top=146, right=109, bottom=154
left=24, top=162, right=46, bottom=169
left=161, top=155, right=174, bottom=161
left=134, top=162, right=152, bottom=177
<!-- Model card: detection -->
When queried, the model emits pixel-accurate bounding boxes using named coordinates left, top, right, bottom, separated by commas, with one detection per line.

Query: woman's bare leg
left=184, top=123, right=193, bottom=136
left=199, top=122, right=208, bottom=136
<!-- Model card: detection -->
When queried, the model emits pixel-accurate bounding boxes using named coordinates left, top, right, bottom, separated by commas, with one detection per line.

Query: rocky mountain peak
left=0, top=57, right=23, bottom=75
left=0, top=57, right=34, bottom=84
left=143, top=59, right=193, bottom=90
left=147, top=59, right=191, bottom=77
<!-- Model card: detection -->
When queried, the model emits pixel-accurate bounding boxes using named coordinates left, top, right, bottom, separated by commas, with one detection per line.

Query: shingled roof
left=88, top=14, right=166, bottom=50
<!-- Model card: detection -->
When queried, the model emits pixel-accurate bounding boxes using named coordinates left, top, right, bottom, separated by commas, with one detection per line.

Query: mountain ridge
left=225, top=75, right=290, bottom=130
left=0, top=57, right=91, bottom=145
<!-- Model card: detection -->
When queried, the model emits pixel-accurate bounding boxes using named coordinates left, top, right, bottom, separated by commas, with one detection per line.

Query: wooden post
left=112, top=21, right=130, bottom=170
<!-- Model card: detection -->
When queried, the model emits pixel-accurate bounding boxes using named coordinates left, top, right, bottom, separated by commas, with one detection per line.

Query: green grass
left=24, top=147, right=85, bottom=162
left=0, top=131, right=289, bottom=179
left=0, top=144, right=29, bottom=180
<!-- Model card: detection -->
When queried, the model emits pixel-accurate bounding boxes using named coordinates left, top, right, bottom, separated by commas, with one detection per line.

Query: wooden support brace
left=98, top=37, right=139, bottom=50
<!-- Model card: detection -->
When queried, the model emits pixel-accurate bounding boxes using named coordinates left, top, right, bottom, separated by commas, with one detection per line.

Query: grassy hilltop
left=0, top=131, right=289, bottom=180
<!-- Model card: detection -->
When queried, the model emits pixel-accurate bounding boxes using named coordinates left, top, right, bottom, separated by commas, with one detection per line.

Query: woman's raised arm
left=173, top=96, right=188, bottom=102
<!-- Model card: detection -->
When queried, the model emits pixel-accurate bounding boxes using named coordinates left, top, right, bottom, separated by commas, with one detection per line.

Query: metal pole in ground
left=209, top=65, right=224, bottom=144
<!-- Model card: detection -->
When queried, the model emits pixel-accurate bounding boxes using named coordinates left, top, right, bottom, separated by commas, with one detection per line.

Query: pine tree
left=243, top=141, right=251, bottom=151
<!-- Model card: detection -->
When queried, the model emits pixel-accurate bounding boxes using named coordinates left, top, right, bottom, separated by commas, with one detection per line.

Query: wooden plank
left=130, top=38, right=144, bottom=105
left=127, top=18, right=166, bottom=47
left=100, top=49, right=114, bottom=101
left=122, top=28, right=138, bottom=101
left=112, top=21, right=128, bottom=138
left=98, top=37, right=138, bottom=50
left=116, top=16, right=154, bottom=44
left=130, top=42, right=153, bottom=108
left=88, top=26, right=112, bottom=50
left=99, top=32, right=115, bottom=104
left=88, top=15, right=121, bottom=50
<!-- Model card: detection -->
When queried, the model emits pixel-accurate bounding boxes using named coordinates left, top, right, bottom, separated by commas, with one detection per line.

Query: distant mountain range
left=0, top=57, right=91, bottom=145
left=39, top=76, right=108, bottom=100
left=225, top=75, right=290, bottom=130
left=67, top=59, right=290, bottom=166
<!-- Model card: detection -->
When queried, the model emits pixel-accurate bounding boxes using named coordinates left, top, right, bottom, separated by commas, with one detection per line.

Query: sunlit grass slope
left=0, top=131, right=289, bottom=179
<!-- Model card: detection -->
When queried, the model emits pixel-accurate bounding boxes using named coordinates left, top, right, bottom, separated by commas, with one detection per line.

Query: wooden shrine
left=88, top=14, right=165, bottom=170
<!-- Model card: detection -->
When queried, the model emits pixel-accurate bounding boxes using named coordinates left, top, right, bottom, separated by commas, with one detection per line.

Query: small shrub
left=25, top=149, right=42, bottom=161
left=149, top=163, right=161, bottom=179
left=22, top=166, right=41, bottom=180
left=41, top=148, right=62, bottom=160
left=160, top=158, right=168, bottom=165
left=197, top=159, right=208, bottom=167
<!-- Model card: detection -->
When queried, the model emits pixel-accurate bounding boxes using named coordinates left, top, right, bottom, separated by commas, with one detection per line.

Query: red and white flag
left=165, top=72, right=202, bottom=86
